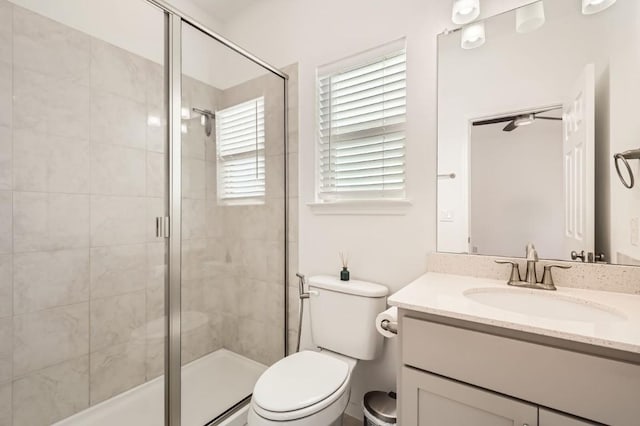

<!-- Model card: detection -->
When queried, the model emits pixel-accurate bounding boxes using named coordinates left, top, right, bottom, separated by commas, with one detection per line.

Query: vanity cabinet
left=398, top=314, right=640, bottom=425
left=402, top=367, right=595, bottom=426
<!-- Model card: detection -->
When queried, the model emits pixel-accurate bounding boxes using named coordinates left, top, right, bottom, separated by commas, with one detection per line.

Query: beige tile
left=146, top=103, right=166, bottom=154
left=146, top=197, right=165, bottom=242
left=89, top=341, right=145, bottom=405
left=13, top=67, right=90, bottom=139
left=90, top=290, right=145, bottom=351
left=182, top=198, right=206, bottom=240
left=0, top=380, right=10, bottom=426
left=13, top=303, right=89, bottom=377
left=182, top=158, right=206, bottom=199
left=13, top=128, right=91, bottom=193
left=0, top=255, right=11, bottom=318
left=0, top=317, right=10, bottom=383
left=13, top=6, right=90, bottom=84
left=343, top=414, right=361, bottom=426
left=13, top=192, right=90, bottom=252
left=0, top=62, right=10, bottom=129
left=205, top=160, right=217, bottom=200
left=146, top=242, right=165, bottom=322
left=90, top=195, right=147, bottom=247
left=181, top=317, right=221, bottom=365
left=91, top=38, right=146, bottom=103
left=0, top=192, right=10, bottom=254
left=145, top=60, right=164, bottom=110
left=0, top=0, right=11, bottom=64
left=90, top=143, right=146, bottom=196
left=145, top=340, right=164, bottom=381
left=266, top=153, right=285, bottom=199
left=181, top=121, right=206, bottom=160
left=0, top=126, right=10, bottom=191
left=146, top=151, right=166, bottom=197
left=13, top=249, right=89, bottom=314
left=13, top=356, right=89, bottom=426
left=91, top=244, right=146, bottom=300
left=91, top=90, right=146, bottom=149
left=205, top=199, right=225, bottom=239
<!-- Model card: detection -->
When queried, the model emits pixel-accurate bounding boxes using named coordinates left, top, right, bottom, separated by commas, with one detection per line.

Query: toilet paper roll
left=376, top=307, right=398, bottom=339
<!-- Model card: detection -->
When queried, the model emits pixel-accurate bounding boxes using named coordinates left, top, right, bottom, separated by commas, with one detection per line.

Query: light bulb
left=461, top=22, right=486, bottom=49
left=516, top=1, right=545, bottom=34
left=582, top=0, right=616, bottom=15
left=452, top=0, right=480, bottom=25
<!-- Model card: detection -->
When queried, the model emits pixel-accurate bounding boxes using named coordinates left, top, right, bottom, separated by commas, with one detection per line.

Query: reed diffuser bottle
left=339, top=252, right=350, bottom=281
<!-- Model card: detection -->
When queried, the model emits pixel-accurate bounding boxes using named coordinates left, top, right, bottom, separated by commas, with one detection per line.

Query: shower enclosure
left=0, top=0, right=289, bottom=425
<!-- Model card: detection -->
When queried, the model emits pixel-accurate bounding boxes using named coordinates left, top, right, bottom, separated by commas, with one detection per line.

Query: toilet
left=248, top=275, right=388, bottom=426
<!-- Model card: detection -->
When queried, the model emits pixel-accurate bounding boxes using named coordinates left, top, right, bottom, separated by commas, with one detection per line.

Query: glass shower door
left=178, top=21, right=287, bottom=425
left=0, top=0, right=169, bottom=424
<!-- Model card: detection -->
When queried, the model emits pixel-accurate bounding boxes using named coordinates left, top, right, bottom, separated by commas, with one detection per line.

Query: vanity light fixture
left=452, top=0, right=480, bottom=25
left=516, top=1, right=545, bottom=34
left=461, top=22, right=486, bottom=49
left=582, top=0, right=616, bottom=15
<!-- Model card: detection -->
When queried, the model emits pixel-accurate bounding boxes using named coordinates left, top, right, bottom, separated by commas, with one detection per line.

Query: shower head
left=192, top=108, right=215, bottom=137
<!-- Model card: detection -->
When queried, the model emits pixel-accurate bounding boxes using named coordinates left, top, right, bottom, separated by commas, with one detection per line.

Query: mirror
left=437, top=0, right=640, bottom=266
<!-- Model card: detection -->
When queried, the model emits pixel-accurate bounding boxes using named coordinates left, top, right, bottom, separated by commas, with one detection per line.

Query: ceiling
left=189, top=0, right=262, bottom=22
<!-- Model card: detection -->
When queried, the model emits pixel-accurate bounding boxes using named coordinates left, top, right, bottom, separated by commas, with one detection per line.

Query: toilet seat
left=251, top=350, right=354, bottom=422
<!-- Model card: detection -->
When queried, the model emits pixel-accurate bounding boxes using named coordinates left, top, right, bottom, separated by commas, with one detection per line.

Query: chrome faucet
left=495, top=243, right=571, bottom=291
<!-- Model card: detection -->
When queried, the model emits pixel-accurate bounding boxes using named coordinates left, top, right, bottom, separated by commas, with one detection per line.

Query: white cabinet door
left=539, top=409, right=598, bottom=426
left=401, top=367, right=538, bottom=426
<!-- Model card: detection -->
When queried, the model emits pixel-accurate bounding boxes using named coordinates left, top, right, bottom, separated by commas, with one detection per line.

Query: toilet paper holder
left=380, top=319, right=398, bottom=335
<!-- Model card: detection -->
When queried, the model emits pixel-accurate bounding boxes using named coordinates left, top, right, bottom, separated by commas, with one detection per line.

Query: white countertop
left=388, top=272, right=640, bottom=355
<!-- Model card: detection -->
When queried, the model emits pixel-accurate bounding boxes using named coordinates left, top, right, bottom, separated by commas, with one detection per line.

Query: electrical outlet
left=631, top=218, right=639, bottom=246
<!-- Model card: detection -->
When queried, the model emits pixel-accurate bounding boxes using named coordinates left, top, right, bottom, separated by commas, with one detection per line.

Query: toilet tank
left=308, top=275, right=388, bottom=360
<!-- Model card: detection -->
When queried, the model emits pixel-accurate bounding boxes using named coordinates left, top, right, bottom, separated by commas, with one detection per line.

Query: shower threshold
left=53, top=349, right=266, bottom=426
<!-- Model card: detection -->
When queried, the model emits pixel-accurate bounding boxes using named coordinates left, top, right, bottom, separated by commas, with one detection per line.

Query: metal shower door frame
left=147, top=2, right=290, bottom=425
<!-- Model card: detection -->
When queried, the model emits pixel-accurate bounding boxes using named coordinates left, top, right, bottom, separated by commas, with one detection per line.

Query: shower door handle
left=156, top=217, right=170, bottom=238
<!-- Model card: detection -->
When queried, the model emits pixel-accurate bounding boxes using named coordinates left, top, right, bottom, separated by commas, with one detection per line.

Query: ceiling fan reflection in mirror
left=473, top=106, right=563, bottom=132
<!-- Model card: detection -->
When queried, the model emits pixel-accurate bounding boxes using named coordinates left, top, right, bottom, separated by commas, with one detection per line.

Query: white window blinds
left=318, top=47, right=407, bottom=201
left=216, top=97, right=265, bottom=203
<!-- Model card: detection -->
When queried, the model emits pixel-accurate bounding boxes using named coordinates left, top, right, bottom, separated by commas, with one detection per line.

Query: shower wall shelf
left=614, top=149, right=640, bottom=189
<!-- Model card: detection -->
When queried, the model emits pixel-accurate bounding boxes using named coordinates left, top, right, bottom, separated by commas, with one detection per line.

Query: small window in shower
left=216, top=96, right=266, bottom=204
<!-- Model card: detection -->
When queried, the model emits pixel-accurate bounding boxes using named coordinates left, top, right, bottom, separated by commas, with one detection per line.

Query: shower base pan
left=53, top=349, right=266, bottom=426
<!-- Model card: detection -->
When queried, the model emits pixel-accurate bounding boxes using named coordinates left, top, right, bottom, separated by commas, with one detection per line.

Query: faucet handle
left=540, top=264, right=571, bottom=288
left=495, top=260, right=522, bottom=284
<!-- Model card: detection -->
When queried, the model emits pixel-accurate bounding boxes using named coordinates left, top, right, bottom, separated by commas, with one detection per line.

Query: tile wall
left=0, top=2, right=298, bottom=424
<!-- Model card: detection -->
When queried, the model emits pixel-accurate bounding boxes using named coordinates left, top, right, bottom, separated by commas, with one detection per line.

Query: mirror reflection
left=437, top=0, right=640, bottom=266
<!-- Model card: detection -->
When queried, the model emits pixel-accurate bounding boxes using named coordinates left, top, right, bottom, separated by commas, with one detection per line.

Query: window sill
left=307, top=199, right=412, bottom=216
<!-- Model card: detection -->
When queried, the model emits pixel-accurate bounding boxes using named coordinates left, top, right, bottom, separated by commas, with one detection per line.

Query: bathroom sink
left=464, top=288, right=627, bottom=323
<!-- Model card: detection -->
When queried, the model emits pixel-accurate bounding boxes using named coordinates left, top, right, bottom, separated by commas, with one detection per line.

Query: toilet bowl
left=248, top=276, right=389, bottom=426
left=248, top=350, right=356, bottom=425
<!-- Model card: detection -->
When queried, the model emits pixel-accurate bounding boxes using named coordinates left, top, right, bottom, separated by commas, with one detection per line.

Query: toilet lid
left=253, top=351, right=349, bottom=413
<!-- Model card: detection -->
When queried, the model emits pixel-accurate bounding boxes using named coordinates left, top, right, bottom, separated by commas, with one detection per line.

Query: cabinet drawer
left=402, top=317, right=640, bottom=425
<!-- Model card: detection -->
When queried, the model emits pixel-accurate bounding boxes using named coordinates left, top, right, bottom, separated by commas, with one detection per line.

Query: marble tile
left=0, top=61, right=10, bottom=128
left=0, top=0, right=11, bottom=64
left=91, top=90, right=146, bottom=149
left=0, top=126, right=10, bottom=191
left=205, top=160, right=217, bottom=200
left=91, top=38, right=146, bottom=103
left=13, top=192, right=90, bottom=252
left=146, top=242, right=165, bottom=321
left=0, top=317, right=10, bottom=384
left=0, top=381, right=10, bottom=426
left=13, top=303, right=89, bottom=377
left=146, top=151, right=166, bottom=197
left=205, top=198, right=225, bottom=239
left=146, top=197, right=165, bottom=243
left=89, top=341, right=145, bottom=405
left=146, top=103, right=166, bottom=154
left=91, top=244, right=146, bottom=300
left=181, top=317, right=221, bottom=365
left=90, top=195, right=147, bottom=247
left=145, top=340, right=164, bottom=381
left=0, top=192, right=10, bottom=254
left=90, top=143, right=146, bottom=196
left=266, top=153, right=285, bottom=199
left=0, top=255, right=11, bottom=318
left=181, top=121, right=206, bottom=160
left=13, top=356, right=89, bottom=426
left=182, top=158, right=206, bottom=199
left=13, top=128, right=90, bottom=193
left=13, top=249, right=90, bottom=314
left=182, top=198, right=206, bottom=240
left=13, top=6, right=91, bottom=84
left=90, top=290, right=145, bottom=351
left=13, top=67, right=90, bottom=139
left=145, top=60, right=164, bottom=110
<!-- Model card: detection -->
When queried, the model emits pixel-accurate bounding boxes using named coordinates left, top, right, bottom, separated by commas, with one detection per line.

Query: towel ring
left=614, top=149, right=640, bottom=189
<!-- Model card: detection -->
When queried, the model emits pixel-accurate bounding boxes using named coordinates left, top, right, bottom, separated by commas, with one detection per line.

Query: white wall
left=222, top=0, right=538, bottom=417
left=470, top=120, right=564, bottom=259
